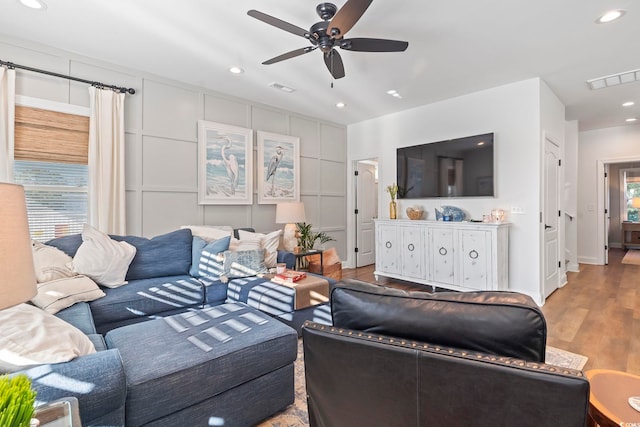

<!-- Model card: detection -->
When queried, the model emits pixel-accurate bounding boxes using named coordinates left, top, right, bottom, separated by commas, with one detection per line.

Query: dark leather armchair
left=302, top=280, right=590, bottom=427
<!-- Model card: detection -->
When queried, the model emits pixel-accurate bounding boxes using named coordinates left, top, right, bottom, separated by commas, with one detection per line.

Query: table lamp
left=276, top=202, right=306, bottom=252
left=0, top=183, right=37, bottom=310
left=632, top=197, right=640, bottom=209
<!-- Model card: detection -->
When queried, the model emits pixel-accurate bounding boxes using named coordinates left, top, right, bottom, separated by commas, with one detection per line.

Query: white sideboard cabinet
left=374, top=219, right=509, bottom=292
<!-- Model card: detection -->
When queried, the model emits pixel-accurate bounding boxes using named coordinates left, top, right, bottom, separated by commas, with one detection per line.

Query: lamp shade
left=275, top=202, right=306, bottom=224
left=632, top=197, right=640, bottom=209
left=0, top=183, right=37, bottom=310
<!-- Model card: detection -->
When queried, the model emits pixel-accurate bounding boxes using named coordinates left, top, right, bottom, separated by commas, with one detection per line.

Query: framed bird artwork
left=257, top=131, right=300, bottom=204
left=197, top=120, right=254, bottom=205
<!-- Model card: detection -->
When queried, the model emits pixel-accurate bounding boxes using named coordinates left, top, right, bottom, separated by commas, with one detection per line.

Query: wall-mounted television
left=397, top=133, right=494, bottom=198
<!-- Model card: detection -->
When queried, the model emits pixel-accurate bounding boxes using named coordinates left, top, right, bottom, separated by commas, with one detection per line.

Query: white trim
left=15, top=95, right=90, bottom=117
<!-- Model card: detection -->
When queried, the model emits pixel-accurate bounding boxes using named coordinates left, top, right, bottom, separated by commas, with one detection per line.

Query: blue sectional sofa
left=16, top=227, right=332, bottom=426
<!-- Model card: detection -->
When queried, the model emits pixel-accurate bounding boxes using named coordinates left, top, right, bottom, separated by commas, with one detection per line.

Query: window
left=14, top=161, right=88, bottom=241
left=621, top=168, right=640, bottom=222
left=12, top=100, right=90, bottom=241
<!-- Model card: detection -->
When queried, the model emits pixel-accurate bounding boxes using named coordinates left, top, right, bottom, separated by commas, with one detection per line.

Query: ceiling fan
left=247, top=0, right=408, bottom=79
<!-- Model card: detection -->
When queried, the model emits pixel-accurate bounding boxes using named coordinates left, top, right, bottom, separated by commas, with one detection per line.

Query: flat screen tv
left=397, top=133, right=494, bottom=198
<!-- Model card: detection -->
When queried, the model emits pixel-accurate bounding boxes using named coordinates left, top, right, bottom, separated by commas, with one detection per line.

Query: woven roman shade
left=14, top=106, right=89, bottom=164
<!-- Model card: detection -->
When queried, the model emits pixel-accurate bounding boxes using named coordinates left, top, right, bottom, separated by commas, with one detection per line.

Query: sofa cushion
left=0, top=304, right=96, bottom=372
left=31, top=275, right=105, bottom=314
left=331, top=280, right=547, bottom=362
left=237, top=229, right=282, bottom=267
left=55, top=302, right=98, bottom=335
left=112, top=229, right=193, bottom=281
left=45, top=233, right=83, bottom=257
left=104, top=303, right=297, bottom=427
left=189, top=235, right=230, bottom=278
left=31, top=240, right=76, bottom=283
left=71, top=224, right=136, bottom=288
left=89, top=275, right=205, bottom=331
left=222, top=249, right=268, bottom=277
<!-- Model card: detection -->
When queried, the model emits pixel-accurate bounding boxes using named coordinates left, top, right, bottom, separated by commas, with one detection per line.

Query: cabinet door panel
left=460, top=230, right=491, bottom=289
left=430, top=228, right=455, bottom=285
left=401, top=226, right=423, bottom=279
left=377, top=225, right=399, bottom=274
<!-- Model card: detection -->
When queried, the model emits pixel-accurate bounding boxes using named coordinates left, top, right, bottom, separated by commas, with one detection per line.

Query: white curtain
left=88, top=86, right=126, bottom=235
left=0, top=67, right=15, bottom=182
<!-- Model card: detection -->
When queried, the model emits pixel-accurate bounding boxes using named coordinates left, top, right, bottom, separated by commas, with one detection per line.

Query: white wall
left=347, top=78, right=557, bottom=303
left=564, top=121, right=579, bottom=272
left=578, top=124, right=640, bottom=264
left=0, top=35, right=348, bottom=257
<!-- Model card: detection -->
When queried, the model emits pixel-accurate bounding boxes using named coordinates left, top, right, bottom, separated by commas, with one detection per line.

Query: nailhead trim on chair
left=303, top=321, right=585, bottom=378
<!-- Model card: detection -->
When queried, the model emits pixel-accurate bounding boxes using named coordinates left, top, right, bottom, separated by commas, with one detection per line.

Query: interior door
left=604, top=164, right=610, bottom=265
left=543, top=137, right=561, bottom=299
left=355, top=160, right=377, bottom=267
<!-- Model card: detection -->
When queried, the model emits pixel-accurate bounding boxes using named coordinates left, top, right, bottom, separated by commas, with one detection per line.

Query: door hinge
left=605, top=208, right=608, bottom=214
left=605, top=245, right=608, bottom=250
left=605, top=172, right=608, bottom=178
left=558, top=210, right=561, bottom=217
left=558, top=159, right=562, bottom=166
left=355, top=208, right=359, bottom=215
left=354, top=247, right=359, bottom=253
left=558, top=261, right=561, bottom=268
left=354, top=170, right=359, bottom=176
left=540, top=212, right=542, bottom=223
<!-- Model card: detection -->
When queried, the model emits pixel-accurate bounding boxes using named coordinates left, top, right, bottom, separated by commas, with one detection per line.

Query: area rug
left=258, top=341, right=588, bottom=426
left=622, top=249, right=640, bottom=265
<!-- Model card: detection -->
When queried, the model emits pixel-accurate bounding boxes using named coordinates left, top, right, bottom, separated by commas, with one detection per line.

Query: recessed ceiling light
left=386, top=89, right=403, bottom=99
left=18, top=0, right=46, bottom=9
left=268, top=82, right=295, bottom=93
left=623, top=101, right=635, bottom=107
left=336, top=102, right=346, bottom=108
left=596, top=9, right=626, bottom=24
left=626, top=118, right=638, bottom=122
left=228, top=66, right=244, bottom=74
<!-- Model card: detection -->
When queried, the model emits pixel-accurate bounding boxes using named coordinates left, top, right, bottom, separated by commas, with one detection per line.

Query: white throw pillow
left=32, top=240, right=76, bottom=283
left=31, top=275, right=106, bottom=314
left=238, top=229, right=282, bottom=267
left=71, top=224, right=136, bottom=288
left=181, top=225, right=233, bottom=242
left=0, top=304, right=96, bottom=370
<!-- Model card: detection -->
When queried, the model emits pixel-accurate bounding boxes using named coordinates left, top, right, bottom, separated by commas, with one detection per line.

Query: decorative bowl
left=406, top=207, right=424, bottom=220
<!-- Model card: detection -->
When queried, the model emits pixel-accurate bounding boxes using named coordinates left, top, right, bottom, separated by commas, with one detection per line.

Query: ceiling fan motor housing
left=310, top=21, right=334, bottom=52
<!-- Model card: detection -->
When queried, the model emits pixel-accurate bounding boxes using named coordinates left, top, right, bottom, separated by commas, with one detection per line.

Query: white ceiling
left=1, top=0, right=640, bottom=130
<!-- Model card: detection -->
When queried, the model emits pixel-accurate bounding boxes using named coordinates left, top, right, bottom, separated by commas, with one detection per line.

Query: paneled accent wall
left=0, top=36, right=347, bottom=259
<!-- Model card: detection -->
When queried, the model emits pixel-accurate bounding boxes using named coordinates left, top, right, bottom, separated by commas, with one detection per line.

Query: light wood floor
left=341, top=248, right=640, bottom=374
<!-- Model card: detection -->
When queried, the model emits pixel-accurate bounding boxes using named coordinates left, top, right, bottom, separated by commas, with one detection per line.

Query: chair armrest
left=18, top=349, right=126, bottom=425
left=277, top=250, right=296, bottom=269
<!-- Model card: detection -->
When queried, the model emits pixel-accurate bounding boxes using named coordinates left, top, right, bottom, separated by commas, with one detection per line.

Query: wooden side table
left=292, top=249, right=323, bottom=274
left=585, top=369, right=640, bottom=427
left=621, top=222, right=640, bottom=250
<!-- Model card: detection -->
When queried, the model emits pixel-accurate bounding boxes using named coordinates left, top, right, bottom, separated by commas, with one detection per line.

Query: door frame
left=540, top=132, right=564, bottom=300
left=352, top=157, right=379, bottom=268
left=596, top=156, right=640, bottom=264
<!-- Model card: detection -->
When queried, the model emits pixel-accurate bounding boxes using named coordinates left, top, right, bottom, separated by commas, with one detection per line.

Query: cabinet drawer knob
left=407, top=243, right=415, bottom=252
left=469, top=250, right=479, bottom=259
left=386, top=241, right=392, bottom=249
left=439, top=247, right=447, bottom=256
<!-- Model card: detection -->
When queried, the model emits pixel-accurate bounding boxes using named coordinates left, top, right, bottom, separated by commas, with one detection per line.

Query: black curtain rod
left=0, top=59, right=136, bottom=95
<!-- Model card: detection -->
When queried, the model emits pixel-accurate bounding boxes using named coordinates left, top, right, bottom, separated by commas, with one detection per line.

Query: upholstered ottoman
left=105, top=303, right=297, bottom=427
left=226, top=275, right=335, bottom=335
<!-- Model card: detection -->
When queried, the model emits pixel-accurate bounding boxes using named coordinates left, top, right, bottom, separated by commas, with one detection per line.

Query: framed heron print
left=257, top=131, right=300, bottom=204
left=197, top=120, right=253, bottom=205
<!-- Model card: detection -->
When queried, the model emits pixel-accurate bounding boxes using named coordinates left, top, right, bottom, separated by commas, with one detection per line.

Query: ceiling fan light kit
left=248, top=0, right=408, bottom=79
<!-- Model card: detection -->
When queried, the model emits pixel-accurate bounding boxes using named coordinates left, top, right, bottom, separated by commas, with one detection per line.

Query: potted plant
left=0, top=374, right=37, bottom=427
left=386, top=183, right=398, bottom=219
left=295, top=222, right=335, bottom=252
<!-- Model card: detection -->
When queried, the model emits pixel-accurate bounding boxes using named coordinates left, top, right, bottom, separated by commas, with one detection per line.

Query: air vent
left=587, top=69, right=640, bottom=90
left=268, top=82, right=296, bottom=93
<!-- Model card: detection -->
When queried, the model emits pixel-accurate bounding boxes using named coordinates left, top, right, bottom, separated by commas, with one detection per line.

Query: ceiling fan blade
left=248, top=10, right=309, bottom=38
left=327, top=0, right=372, bottom=38
left=340, top=38, right=409, bottom=52
left=324, top=50, right=346, bottom=79
left=263, top=47, right=317, bottom=65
